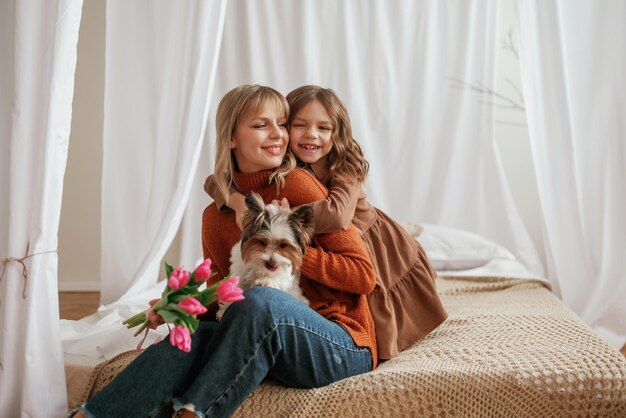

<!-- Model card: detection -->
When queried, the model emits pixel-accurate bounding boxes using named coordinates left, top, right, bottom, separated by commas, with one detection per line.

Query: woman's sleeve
left=203, top=175, right=238, bottom=212
left=202, top=206, right=226, bottom=284
left=305, top=180, right=361, bottom=234
left=300, top=229, right=375, bottom=295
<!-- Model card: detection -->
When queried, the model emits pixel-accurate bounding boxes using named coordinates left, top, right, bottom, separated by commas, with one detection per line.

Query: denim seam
left=275, top=322, right=370, bottom=353
left=204, top=321, right=368, bottom=414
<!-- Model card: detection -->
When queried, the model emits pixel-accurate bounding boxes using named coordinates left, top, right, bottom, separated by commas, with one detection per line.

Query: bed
left=62, top=225, right=626, bottom=417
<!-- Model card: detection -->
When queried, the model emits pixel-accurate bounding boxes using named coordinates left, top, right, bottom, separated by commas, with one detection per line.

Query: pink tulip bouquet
left=123, top=258, right=244, bottom=352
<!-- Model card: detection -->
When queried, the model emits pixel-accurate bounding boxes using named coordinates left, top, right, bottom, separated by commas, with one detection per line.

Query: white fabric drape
left=100, top=0, right=227, bottom=304
left=61, top=0, right=547, bottom=364
left=0, top=1, right=83, bottom=416
left=178, top=0, right=544, bottom=277
left=518, top=1, right=626, bottom=349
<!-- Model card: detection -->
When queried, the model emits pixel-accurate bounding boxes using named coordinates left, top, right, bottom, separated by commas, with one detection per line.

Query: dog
left=216, top=192, right=314, bottom=320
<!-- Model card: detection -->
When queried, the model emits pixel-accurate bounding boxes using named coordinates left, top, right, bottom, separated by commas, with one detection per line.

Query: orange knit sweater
left=202, top=168, right=378, bottom=367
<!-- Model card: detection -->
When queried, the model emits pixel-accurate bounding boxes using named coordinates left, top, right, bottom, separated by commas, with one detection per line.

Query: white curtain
left=100, top=0, right=228, bottom=304
left=178, top=0, right=544, bottom=277
left=62, top=0, right=549, bottom=364
left=518, top=1, right=626, bottom=349
left=0, top=0, right=83, bottom=416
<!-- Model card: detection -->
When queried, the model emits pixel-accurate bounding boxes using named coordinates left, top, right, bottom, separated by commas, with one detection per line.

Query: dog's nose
left=265, top=259, right=276, bottom=269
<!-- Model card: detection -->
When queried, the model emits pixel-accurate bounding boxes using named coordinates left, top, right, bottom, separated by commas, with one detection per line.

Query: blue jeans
left=73, top=287, right=372, bottom=418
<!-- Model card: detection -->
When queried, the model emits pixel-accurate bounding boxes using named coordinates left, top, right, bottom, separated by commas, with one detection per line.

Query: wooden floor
left=58, top=291, right=626, bottom=358
left=59, top=291, right=100, bottom=320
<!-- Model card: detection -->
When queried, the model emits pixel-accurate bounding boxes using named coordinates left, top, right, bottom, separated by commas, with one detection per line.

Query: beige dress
left=204, top=174, right=447, bottom=360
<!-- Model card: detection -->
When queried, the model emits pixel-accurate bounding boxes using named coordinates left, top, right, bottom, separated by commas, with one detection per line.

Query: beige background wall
left=57, top=0, right=543, bottom=291
left=58, top=0, right=104, bottom=291
left=493, top=1, right=544, bottom=264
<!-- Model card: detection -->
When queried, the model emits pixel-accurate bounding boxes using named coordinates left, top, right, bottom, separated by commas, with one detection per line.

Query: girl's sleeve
left=203, top=174, right=238, bottom=212
left=305, top=179, right=361, bottom=234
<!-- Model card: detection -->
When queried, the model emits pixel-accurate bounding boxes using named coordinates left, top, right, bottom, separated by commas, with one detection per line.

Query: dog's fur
left=216, top=192, right=314, bottom=320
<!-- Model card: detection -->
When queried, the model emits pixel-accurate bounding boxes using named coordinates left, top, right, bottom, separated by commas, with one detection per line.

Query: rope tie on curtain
left=0, top=242, right=57, bottom=302
left=0, top=243, right=57, bottom=371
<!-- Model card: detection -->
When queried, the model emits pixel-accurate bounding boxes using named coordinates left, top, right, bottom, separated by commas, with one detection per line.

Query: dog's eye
left=258, top=239, right=267, bottom=247
left=279, top=243, right=289, bottom=249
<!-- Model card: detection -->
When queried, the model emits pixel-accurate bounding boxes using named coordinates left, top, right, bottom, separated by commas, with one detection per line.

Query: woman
left=70, top=85, right=377, bottom=418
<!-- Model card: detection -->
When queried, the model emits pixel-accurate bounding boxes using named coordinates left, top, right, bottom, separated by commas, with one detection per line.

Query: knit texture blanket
left=74, top=277, right=626, bottom=417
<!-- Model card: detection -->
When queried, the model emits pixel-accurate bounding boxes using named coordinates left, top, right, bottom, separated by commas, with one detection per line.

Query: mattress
left=67, top=276, right=626, bottom=417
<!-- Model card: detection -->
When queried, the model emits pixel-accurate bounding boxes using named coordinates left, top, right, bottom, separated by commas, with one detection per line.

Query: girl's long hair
left=213, top=85, right=296, bottom=203
left=286, top=85, right=368, bottom=185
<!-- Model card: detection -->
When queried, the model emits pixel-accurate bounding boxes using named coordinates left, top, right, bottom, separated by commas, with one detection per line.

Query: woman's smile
left=262, top=145, right=284, bottom=156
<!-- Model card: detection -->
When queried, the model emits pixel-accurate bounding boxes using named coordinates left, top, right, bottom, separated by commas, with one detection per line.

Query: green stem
left=123, top=311, right=147, bottom=328
left=133, top=321, right=148, bottom=337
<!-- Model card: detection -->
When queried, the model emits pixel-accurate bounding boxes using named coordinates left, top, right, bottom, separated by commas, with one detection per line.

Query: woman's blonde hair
left=213, top=85, right=296, bottom=203
left=286, top=85, right=369, bottom=185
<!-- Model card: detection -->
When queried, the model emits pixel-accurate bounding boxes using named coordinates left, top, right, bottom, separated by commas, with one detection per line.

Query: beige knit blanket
left=74, top=277, right=626, bottom=417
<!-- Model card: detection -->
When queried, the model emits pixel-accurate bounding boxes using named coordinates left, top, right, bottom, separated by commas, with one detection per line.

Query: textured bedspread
left=70, top=277, right=626, bottom=417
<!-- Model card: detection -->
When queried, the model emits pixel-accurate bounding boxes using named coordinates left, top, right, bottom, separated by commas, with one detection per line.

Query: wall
left=58, top=0, right=545, bottom=291
left=493, top=0, right=545, bottom=263
left=58, top=0, right=105, bottom=291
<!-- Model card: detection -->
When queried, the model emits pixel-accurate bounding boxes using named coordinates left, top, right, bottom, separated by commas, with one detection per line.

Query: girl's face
left=289, top=100, right=333, bottom=165
left=231, top=102, right=288, bottom=173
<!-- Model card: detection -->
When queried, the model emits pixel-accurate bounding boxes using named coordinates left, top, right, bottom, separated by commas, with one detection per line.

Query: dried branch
left=445, top=25, right=527, bottom=128
left=502, top=28, right=519, bottom=60
left=447, top=77, right=526, bottom=112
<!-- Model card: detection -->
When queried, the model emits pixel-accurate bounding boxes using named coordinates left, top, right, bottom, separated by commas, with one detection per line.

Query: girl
left=206, top=85, right=447, bottom=360
left=70, top=85, right=377, bottom=418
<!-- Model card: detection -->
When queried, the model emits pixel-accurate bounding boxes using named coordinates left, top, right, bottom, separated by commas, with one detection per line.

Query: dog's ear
left=244, top=192, right=265, bottom=213
left=289, top=205, right=315, bottom=251
left=241, top=192, right=266, bottom=242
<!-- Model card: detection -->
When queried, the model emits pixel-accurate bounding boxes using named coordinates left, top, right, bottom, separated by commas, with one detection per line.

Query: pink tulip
left=178, top=297, right=208, bottom=316
left=194, top=259, right=212, bottom=282
left=169, top=324, right=192, bottom=352
left=168, top=266, right=190, bottom=290
left=216, top=276, right=245, bottom=302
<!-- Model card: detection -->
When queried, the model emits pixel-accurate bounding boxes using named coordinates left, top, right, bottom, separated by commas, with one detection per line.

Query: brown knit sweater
left=201, top=168, right=378, bottom=367
left=205, top=170, right=447, bottom=360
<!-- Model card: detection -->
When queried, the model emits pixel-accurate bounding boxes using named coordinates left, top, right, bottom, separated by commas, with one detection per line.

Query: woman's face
left=289, top=100, right=333, bottom=165
left=231, top=102, right=289, bottom=173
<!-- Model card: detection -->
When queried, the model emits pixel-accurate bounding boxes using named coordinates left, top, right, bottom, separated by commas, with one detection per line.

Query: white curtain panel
left=0, top=1, right=83, bottom=416
left=518, top=1, right=626, bottom=349
left=178, top=0, right=544, bottom=276
left=100, top=0, right=228, bottom=304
